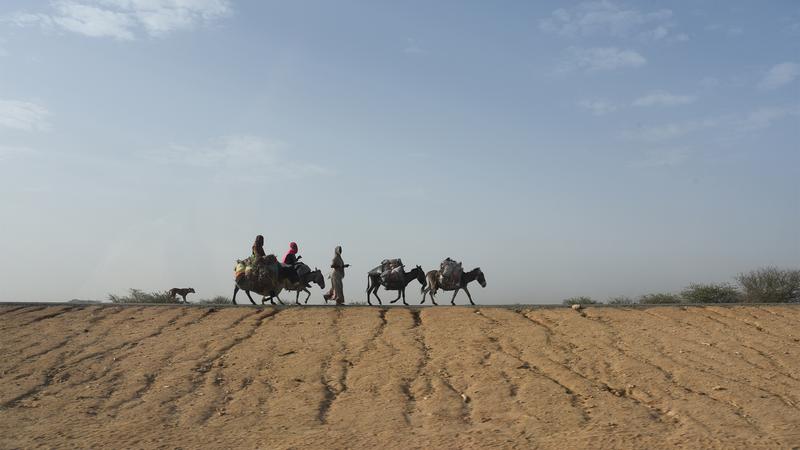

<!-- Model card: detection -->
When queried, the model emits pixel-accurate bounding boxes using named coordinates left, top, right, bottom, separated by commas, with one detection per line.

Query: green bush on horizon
left=562, top=296, right=599, bottom=306
left=108, top=289, right=180, bottom=304
left=638, top=293, right=682, bottom=305
left=681, top=283, right=741, bottom=304
left=736, top=267, right=800, bottom=303
left=607, top=296, right=635, bottom=305
left=197, top=296, right=232, bottom=305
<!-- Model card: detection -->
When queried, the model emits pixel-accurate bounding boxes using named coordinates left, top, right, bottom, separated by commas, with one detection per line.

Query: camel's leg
left=232, top=286, right=239, bottom=305
left=463, top=286, right=475, bottom=306
left=245, top=290, right=257, bottom=306
left=389, top=290, right=402, bottom=304
left=451, top=289, right=460, bottom=306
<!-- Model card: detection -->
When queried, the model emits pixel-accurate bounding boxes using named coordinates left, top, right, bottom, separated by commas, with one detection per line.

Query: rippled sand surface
left=1, top=304, right=799, bottom=449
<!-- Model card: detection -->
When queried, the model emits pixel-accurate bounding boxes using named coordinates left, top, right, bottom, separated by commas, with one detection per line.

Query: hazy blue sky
left=1, top=0, right=798, bottom=304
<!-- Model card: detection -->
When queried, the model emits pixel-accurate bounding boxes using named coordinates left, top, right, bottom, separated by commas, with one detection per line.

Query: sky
left=0, top=0, right=798, bottom=304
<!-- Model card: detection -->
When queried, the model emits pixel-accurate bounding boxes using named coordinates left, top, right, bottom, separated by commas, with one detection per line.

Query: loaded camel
left=233, top=266, right=326, bottom=306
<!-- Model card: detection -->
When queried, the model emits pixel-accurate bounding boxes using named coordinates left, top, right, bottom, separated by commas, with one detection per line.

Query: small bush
left=638, top=293, right=682, bottom=304
left=681, top=283, right=741, bottom=304
left=108, top=289, right=179, bottom=304
left=607, top=296, right=635, bottom=305
left=562, top=296, right=599, bottom=306
left=197, top=296, right=232, bottom=305
left=736, top=267, right=800, bottom=303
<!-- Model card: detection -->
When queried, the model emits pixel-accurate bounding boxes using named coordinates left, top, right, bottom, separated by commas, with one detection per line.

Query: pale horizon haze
left=1, top=0, right=798, bottom=304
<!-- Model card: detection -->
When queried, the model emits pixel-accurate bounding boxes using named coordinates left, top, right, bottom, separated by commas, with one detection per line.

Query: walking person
left=324, top=246, right=349, bottom=305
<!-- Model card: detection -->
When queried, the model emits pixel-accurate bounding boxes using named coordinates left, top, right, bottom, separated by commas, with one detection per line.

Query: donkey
left=269, top=268, right=326, bottom=305
left=421, top=267, right=486, bottom=305
left=366, top=265, right=426, bottom=306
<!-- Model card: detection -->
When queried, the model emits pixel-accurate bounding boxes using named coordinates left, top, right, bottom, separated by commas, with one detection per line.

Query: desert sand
left=1, top=304, right=798, bottom=449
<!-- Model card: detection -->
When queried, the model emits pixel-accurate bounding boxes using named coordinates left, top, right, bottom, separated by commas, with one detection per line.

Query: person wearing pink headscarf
left=283, top=242, right=300, bottom=265
left=281, top=242, right=301, bottom=285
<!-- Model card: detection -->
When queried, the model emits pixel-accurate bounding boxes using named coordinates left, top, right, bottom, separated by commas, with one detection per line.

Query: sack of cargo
left=381, top=265, right=405, bottom=286
left=380, top=258, right=404, bottom=285
left=381, top=258, right=403, bottom=272
left=439, top=258, right=463, bottom=289
left=370, top=259, right=403, bottom=275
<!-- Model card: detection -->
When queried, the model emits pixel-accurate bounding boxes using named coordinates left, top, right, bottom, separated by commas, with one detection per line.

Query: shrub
left=607, top=296, right=635, bottom=305
left=638, top=293, right=682, bottom=304
left=197, top=296, right=232, bottom=305
left=736, top=267, right=800, bottom=303
left=108, top=289, right=179, bottom=304
left=681, top=283, right=741, bottom=304
left=562, top=296, right=599, bottom=306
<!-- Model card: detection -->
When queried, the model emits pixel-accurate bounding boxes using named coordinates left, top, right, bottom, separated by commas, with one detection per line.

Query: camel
left=233, top=259, right=326, bottom=306
left=366, top=265, right=426, bottom=306
left=421, top=268, right=486, bottom=305
left=232, top=256, right=283, bottom=305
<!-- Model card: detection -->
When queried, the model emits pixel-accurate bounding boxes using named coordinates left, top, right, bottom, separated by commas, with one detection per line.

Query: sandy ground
left=0, top=304, right=799, bottom=449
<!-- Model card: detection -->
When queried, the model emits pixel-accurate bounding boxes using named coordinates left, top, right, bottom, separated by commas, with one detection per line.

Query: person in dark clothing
left=282, top=242, right=300, bottom=265
left=281, top=241, right=301, bottom=284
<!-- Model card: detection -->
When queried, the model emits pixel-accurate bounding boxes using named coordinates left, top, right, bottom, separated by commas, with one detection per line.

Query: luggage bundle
left=370, top=258, right=405, bottom=286
left=439, top=258, right=463, bottom=289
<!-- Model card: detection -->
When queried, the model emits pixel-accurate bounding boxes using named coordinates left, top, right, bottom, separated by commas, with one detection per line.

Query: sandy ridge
left=0, top=304, right=798, bottom=449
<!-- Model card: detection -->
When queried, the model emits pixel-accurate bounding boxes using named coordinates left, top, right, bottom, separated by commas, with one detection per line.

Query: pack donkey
left=366, top=265, right=426, bottom=306
left=421, top=267, right=486, bottom=305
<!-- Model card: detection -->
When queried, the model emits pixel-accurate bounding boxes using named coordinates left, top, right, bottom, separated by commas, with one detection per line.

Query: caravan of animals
left=220, top=235, right=487, bottom=307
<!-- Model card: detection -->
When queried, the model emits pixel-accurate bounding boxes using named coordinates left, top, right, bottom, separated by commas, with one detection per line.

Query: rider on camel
left=252, top=235, right=266, bottom=259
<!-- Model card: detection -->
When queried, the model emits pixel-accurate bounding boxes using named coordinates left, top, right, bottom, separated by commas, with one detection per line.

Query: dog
left=168, top=287, right=195, bottom=303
